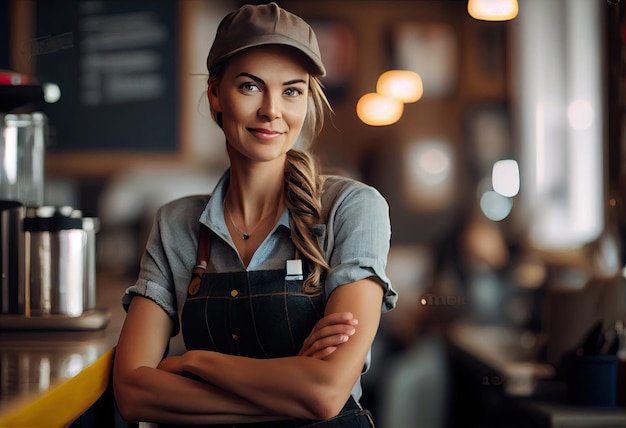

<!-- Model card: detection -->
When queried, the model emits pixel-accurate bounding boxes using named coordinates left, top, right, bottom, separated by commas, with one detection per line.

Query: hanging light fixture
left=376, top=70, right=423, bottom=103
left=356, top=92, right=404, bottom=126
left=467, top=0, right=519, bottom=21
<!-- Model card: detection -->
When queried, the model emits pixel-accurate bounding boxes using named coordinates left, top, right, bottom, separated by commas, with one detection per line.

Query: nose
left=257, top=92, right=282, bottom=120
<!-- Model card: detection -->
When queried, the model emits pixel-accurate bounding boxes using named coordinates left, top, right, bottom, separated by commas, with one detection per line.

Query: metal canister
left=0, top=113, right=46, bottom=207
left=0, top=200, right=25, bottom=314
left=82, top=217, right=99, bottom=311
left=24, top=206, right=86, bottom=317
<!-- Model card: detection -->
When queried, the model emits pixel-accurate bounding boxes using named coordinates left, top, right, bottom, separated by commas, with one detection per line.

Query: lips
left=248, top=128, right=283, bottom=139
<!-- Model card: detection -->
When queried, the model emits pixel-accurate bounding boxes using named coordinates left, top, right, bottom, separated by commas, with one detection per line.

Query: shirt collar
left=200, top=169, right=291, bottom=242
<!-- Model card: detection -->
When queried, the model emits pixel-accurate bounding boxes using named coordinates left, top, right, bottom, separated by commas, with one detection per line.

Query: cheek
left=285, top=102, right=308, bottom=128
left=222, top=95, right=258, bottom=122
left=219, top=100, right=255, bottom=143
left=220, top=114, right=243, bottom=143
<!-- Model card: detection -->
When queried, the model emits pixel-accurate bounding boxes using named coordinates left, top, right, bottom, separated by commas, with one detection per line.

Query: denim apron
left=175, top=225, right=374, bottom=427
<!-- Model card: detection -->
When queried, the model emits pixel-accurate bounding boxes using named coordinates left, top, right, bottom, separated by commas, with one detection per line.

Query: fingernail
left=348, top=328, right=356, bottom=335
left=341, top=335, right=349, bottom=342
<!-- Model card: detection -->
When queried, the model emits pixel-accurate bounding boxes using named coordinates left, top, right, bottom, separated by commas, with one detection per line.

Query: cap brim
left=208, top=35, right=326, bottom=77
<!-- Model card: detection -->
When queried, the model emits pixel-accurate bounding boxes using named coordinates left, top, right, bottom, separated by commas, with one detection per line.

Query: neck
left=225, top=163, right=285, bottom=228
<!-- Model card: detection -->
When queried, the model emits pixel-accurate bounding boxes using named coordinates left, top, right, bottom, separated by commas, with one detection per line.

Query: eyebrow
left=236, top=72, right=308, bottom=86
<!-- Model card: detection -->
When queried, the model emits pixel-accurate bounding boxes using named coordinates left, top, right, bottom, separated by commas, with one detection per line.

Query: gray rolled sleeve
left=322, top=179, right=397, bottom=312
left=122, top=195, right=208, bottom=335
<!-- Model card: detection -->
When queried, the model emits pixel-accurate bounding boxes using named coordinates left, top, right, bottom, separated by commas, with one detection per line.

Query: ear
left=207, top=84, right=222, bottom=113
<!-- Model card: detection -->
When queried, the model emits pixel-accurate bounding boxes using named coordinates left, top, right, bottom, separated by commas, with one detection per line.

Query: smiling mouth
left=248, top=128, right=283, bottom=138
left=249, top=128, right=282, bottom=134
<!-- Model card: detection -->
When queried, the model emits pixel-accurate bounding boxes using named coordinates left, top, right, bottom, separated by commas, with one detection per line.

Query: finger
left=309, top=346, right=337, bottom=360
left=306, top=324, right=356, bottom=346
left=309, top=313, right=354, bottom=336
left=299, top=313, right=359, bottom=356
left=307, top=315, right=358, bottom=343
left=300, top=332, right=351, bottom=357
left=314, top=312, right=357, bottom=330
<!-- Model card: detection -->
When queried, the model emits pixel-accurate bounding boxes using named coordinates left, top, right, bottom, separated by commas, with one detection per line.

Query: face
left=208, top=45, right=310, bottom=166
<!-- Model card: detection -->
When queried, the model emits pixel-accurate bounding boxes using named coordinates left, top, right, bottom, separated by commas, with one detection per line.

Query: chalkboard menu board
left=34, top=0, right=178, bottom=152
left=0, top=2, right=9, bottom=70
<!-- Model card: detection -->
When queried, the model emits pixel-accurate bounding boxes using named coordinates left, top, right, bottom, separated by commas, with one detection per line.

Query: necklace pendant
left=242, top=233, right=250, bottom=240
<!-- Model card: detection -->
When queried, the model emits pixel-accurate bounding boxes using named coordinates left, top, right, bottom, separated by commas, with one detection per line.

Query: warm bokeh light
left=376, top=70, right=423, bottom=103
left=492, top=159, right=520, bottom=197
left=356, top=92, right=404, bottom=126
left=467, top=0, right=519, bottom=21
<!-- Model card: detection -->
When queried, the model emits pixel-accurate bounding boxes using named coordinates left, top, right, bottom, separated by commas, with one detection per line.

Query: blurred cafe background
left=1, top=0, right=626, bottom=427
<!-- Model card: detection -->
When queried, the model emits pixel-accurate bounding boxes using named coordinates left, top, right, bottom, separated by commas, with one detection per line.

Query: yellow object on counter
left=0, top=348, right=115, bottom=427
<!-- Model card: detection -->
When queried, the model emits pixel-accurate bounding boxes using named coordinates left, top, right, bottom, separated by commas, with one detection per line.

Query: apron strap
left=194, top=225, right=212, bottom=275
left=187, top=225, right=211, bottom=297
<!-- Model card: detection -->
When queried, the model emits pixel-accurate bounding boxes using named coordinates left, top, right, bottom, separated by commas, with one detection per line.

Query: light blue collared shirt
left=124, top=170, right=396, bottom=324
left=123, top=169, right=397, bottom=401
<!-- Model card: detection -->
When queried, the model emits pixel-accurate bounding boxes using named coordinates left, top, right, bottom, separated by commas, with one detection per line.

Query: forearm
left=179, top=351, right=357, bottom=420
left=114, top=361, right=282, bottom=424
left=184, top=279, right=384, bottom=420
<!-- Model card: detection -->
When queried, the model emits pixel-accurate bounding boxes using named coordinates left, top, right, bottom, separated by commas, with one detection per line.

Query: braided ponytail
left=284, top=149, right=330, bottom=293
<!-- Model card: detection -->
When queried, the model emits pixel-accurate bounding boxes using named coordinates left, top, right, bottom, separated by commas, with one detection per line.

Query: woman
left=113, top=3, right=397, bottom=427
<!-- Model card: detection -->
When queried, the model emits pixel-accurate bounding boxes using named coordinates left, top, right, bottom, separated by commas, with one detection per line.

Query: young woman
left=113, top=3, right=397, bottom=427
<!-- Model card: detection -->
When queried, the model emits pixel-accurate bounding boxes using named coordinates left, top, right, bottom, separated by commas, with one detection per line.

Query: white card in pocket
left=286, top=259, right=303, bottom=281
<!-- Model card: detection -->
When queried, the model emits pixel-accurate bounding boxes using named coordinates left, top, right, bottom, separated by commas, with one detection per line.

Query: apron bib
left=182, top=268, right=324, bottom=357
left=175, top=226, right=374, bottom=428
left=181, top=225, right=324, bottom=357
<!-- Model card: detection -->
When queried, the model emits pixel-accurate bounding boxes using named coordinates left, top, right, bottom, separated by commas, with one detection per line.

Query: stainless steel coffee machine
left=0, top=72, right=106, bottom=328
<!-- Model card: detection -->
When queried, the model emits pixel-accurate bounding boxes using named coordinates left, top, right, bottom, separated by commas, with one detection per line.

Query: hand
left=157, top=355, right=185, bottom=374
left=157, top=353, right=210, bottom=383
left=299, top=312, right=358, bottom=359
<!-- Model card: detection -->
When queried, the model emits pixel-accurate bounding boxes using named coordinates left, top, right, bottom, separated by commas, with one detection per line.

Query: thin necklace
left=224, top=200, right=276, bottom=241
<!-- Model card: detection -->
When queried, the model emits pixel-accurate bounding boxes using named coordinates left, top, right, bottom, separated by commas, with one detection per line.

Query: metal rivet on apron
left=231, top=333, right=239, bottom=341
left=230, top=289, right=239, bottom=297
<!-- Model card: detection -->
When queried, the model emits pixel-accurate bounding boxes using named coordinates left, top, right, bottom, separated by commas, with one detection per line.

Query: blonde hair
left=208, top=60, right=333, bottom=292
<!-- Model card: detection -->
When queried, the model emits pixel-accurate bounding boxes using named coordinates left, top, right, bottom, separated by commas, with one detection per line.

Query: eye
left=240, top=82, right=260, bottom=93
left=284, top=87, right=304, bottom=97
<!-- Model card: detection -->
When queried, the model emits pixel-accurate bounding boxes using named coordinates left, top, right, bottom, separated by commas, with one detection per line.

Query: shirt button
left=231, top=333, right=239, bottom=341
left=230, top=289, right=239, bottom=297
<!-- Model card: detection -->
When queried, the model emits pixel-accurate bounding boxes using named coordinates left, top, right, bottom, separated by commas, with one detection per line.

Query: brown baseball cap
left=207, top=2, right=326, bottom=77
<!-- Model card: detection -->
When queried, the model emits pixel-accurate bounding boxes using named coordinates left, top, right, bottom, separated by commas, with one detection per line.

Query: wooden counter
left=0, top=273, right=129, bottom=427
